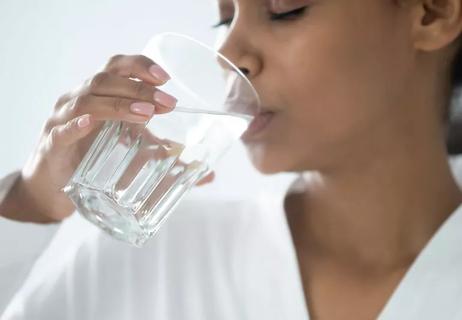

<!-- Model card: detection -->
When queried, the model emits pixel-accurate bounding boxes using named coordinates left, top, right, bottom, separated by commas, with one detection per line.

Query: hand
left=1, top=55, right=215, bottom=223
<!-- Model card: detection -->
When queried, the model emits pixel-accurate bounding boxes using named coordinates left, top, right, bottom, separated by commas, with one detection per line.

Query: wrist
left=0, top=176, right=61, bottom=224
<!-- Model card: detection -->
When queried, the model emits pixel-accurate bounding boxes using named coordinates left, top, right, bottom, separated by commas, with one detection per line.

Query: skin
left=214, top=0, right=462, bottom=319
left=2, top=0, right=462, bottom=319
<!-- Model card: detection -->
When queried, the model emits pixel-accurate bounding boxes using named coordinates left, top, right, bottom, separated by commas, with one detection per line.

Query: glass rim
left=148, top=31, right=262, bottom=109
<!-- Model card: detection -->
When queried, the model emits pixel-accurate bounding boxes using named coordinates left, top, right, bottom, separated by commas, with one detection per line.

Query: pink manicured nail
left=154, top=90, right=177, bottom=108
left=77, top=115, right=91, bottom=128
left=149, top=65, right=170, bottom=82
left=130, top=102, right=155, bottom=117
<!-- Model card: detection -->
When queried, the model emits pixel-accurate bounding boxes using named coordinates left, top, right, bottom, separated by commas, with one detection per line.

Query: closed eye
left=269, top=6, right=307, bottom=21
left=211, top=6, right=308, bottom=29
left=211, top=17, right=233, bottom=29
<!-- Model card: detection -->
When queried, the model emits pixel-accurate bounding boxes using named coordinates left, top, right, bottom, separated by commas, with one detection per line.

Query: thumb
left=195, top=171, right=215, bottom=186
left=47, top=114, right=95, bottom=151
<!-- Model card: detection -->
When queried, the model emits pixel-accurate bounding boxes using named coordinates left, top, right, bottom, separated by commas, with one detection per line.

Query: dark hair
left=446, top=44, right=462, bottom=154
left=451, top=48, right=462, bottom=89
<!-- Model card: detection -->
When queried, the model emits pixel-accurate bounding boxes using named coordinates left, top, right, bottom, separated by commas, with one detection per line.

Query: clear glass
left=63, top=32, right=261, bottom=247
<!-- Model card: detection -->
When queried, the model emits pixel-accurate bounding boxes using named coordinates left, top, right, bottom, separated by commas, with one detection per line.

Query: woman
left=2, top=0, right=462, bottom=319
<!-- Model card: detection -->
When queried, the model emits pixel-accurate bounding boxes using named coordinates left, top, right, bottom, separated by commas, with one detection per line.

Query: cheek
left=292, top=22, right=408, bottom=107
left=249, top=5, right=412, bottom=172
left=284, top=61, right=387, bottom=154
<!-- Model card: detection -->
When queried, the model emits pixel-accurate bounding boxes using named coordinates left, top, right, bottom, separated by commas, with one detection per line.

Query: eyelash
left=211, top=6, right=308, bottom=29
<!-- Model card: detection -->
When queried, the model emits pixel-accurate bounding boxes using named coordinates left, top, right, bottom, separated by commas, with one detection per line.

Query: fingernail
left=130, top=102, right=155, bottom=117
left=77, top=115, right=91, bottom=128
left=154, top=90, right=177, bottom=108
left=149, top=65, right=170, bottom=82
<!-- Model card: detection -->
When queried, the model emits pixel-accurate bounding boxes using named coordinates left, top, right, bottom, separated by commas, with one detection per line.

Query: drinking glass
left=63, top=32, right=261, bottom=247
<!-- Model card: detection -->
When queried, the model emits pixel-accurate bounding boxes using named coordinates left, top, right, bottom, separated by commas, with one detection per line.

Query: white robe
left=2, top=157, right=462, bottom=319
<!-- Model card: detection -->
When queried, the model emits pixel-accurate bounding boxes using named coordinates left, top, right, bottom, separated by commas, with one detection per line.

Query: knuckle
left=43, top=119, right=56, bottom=134
left=89, top=72, right=110, bottom=92
left=112, top=97, right=128, bottom=113
left=64, top=119, right=75, bottom=131
left=106, top=54, right=124, bottom=69
left=133, top=54, right=150, bottom=65
left=48, top=127, right=61, bottom=147
left=133, top=81, right=146, bottom=98
left=54, top=93, right=71, bottom=111
left=71, top=94, right=91, bottom=115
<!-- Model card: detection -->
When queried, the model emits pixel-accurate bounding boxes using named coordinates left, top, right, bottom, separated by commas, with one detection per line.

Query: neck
left=290, top=127, right=462, bottom=272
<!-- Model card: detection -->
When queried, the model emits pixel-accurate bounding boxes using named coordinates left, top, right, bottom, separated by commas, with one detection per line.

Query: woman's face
left=214, top=0, right=427, bottom=174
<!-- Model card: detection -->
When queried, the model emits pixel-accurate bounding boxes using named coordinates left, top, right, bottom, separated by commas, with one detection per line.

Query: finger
left=54, top=55, right=172, bottom=113
left=47, top=114, right=95, bottom=151
left=104, top=54, right=171, bottom=86
left=86, top=72, right=177, bottom=113
left=195, top=171, right=215, bottom=186
left=66, top=95, right=161, bottom=123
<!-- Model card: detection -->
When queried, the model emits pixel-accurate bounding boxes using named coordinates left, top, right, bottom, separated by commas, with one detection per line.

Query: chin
left=244, top=140, right=328, bottom=175
left=244, top=143, right=296, bottom=175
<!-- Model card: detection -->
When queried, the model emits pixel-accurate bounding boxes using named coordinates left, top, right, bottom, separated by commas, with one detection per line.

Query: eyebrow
left=219, top=1, right=234, bottom=10
left=217, top=0, right=235, bottom=18
left=216, top=0, right=310, bottom=17
left=217, top=0, right=233, bottom=7
left=270, top=0, right=312, bottom=12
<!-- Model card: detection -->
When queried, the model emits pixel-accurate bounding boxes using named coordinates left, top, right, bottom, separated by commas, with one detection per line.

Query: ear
left=410, top=0, right=462, bottom=51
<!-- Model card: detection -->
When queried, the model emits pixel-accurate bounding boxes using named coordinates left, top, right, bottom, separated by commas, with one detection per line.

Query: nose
left=239, top=67, right=250, bottom=77
left=216, top=44, right=262, bottom=116
left=216, top=30, right=262, bottom=81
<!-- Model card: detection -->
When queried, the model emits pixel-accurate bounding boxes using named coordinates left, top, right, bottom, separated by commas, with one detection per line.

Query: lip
left=256, top=104, right=276, bottom=114
left=241, top=111, right=276, bottom=141
left=251, top=107, right=275, bottom=117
